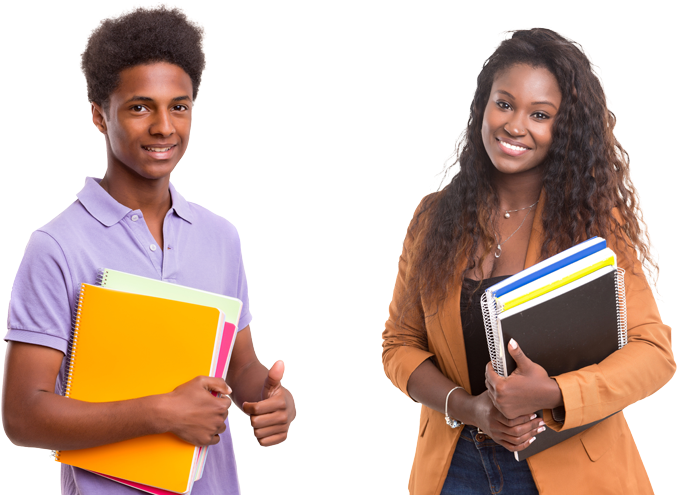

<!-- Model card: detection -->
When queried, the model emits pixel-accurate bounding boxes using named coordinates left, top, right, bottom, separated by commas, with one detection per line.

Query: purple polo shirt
left=6, top=177, right=252, bottom=495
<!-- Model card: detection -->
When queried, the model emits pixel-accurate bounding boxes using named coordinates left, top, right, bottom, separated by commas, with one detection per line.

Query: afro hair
left=81, top=6, right=205, bottom=109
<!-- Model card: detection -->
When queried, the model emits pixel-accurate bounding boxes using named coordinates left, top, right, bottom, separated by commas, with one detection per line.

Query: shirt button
left=149, top=244, right=157, bottom=252
left=131, top=215, right=139, bottom=222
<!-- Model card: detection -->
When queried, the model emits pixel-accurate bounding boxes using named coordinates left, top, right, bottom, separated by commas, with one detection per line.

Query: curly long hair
left=405, top=28, right=655, bottom=311
left=81, top=6, right=205, bottom=111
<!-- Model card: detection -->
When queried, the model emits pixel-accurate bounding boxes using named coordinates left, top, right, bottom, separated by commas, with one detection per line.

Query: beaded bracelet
left=444, top=386, right=464, bottom=428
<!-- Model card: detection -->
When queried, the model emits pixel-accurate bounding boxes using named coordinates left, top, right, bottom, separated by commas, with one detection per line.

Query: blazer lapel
left=435, top=284, right=469, bottom=389
left=524, top=188, right=546, bottom=269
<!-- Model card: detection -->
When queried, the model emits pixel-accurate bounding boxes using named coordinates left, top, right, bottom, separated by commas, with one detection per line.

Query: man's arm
left=2, top=341, right=231, bottom=450
left=227, top=326, right=296, bottom=446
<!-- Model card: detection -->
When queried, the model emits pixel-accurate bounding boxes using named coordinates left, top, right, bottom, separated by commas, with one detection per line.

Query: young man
left=2, top=7, right=295, bottom=494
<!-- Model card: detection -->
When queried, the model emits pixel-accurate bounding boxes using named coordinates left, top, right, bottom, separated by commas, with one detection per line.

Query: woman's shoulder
left=409, top=191, right=444, bottom=225
left=404, top=192, right=440, bottom=243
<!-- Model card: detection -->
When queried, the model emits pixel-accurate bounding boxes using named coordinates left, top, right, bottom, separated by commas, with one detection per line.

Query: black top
left=460, top=275, right=511, bottom=395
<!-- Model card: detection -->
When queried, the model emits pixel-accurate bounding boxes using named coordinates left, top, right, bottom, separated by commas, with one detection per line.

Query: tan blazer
left=382, top=194, right=675, bottom=495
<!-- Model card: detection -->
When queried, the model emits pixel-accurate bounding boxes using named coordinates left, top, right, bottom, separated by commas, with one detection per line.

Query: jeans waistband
left=460, top=426, right=495, bottom=446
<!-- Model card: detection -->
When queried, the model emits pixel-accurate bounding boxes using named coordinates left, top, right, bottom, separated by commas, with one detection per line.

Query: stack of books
left=54, top=269, right=243, bottom=494
left=481, top=237, right=627, bottom=460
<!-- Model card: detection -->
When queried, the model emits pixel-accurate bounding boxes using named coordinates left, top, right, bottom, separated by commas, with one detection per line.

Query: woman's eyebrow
left=496, top=90, right=557, bottom=109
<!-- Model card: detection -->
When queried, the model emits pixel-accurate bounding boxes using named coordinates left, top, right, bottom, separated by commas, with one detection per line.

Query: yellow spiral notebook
left=55, top=284, right=227, bottom=494
left=495, top=247, right=617, bottom=312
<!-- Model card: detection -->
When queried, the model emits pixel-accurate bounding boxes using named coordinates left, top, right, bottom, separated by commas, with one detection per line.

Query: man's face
left=93, top=62, right=193, bottom=181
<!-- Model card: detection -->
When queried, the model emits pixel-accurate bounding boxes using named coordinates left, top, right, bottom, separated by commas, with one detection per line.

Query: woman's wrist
left=444, top=387, right=465, bottom=427
left=541, top=378, right=564, bottom=410
left=446, top=388, right=475, bottom=426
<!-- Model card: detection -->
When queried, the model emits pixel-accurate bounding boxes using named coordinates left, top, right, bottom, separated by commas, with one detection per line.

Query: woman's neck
left=491, top=164, right=544, bottom=211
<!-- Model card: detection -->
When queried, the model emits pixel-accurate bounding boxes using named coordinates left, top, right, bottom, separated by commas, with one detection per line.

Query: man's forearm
left=4, top=389, right=166, bottom=450
left=228, top=360, right=269, bottom=408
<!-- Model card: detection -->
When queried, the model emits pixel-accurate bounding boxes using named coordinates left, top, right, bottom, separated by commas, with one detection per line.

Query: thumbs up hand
left=485, top=339, right=563, bottom=419
left=242, top=361, right=296, bottom=446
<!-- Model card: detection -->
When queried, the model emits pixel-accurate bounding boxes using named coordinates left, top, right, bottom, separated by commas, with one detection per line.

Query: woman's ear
left=91, top=102, right=107, bottom=134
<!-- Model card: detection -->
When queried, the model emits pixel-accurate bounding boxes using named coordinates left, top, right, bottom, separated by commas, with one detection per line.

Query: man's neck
left=99, top=164, right=172, bottom=220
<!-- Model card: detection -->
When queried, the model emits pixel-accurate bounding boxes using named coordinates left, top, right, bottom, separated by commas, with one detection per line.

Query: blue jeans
left=441, top=427, right=539, bottom=495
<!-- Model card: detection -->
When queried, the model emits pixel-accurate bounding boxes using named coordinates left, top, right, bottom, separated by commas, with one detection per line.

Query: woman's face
left=481, top=64, right=562, bottom=176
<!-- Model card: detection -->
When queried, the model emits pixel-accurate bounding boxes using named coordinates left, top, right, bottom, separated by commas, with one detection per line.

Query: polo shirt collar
left=168, top=182, right=194, bottom=224
left=77, top=177, right=194, bottom=227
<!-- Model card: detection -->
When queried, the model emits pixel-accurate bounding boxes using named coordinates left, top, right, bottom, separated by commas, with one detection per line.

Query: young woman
left=382, top=28, right=674, bottom=495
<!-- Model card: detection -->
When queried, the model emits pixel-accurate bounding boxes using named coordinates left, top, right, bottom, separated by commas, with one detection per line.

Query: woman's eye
left=497, top=101, right=511, bottom=110
left=533, top=112, right=549, bottom=120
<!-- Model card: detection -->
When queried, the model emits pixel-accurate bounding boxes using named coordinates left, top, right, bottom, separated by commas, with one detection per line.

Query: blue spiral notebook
left=486, top=236, right=606, bottom=299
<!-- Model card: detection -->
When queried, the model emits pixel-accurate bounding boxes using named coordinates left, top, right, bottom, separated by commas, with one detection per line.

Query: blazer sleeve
left=382, top=204, right=435, bottom=399
left=544, top=233, right=675, bottom=430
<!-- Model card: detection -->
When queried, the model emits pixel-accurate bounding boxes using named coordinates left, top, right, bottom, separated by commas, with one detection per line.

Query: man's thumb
left=263, top=359, right=284, bottom=399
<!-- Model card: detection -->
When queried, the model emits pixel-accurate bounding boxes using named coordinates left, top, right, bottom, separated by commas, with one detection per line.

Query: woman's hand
left=485, top=338, right=563, bottom=419
left=468, top=392, right=545, bottom=452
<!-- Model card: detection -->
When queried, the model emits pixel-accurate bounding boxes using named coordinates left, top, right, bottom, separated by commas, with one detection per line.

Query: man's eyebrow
left=124, top=95, right=192, bottom=103
left=496, top=90, right=557, bottom=109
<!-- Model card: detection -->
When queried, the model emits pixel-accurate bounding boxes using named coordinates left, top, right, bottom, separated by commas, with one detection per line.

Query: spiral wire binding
left=53, top=284, right=87, bottom=461
left=481, top=291, right=506, bottom=377
left=615, top=267, right=628, bottom=349
left=96, top=267, right=109, bottom=287
left=482, top=266, right=626, bottom=379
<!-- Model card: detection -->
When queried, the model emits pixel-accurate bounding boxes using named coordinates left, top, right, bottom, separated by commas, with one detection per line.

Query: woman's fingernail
left=529, top=437, right=535, bottom=444
left=537, top=426, right=546, bottom=433
left=509, top=339, right=518, bottom=349
left=539, top=421, right=545, bottom=426
left=530, top=414, right=537, bottom=420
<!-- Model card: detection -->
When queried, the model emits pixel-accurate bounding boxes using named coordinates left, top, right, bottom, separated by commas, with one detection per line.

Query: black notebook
left=482, top=265, right=626, bottom=460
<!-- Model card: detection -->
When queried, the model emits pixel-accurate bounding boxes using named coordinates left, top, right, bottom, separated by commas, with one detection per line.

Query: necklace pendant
left=504, top=212, right=510, bottom=219
left=495, top=244, right=502, bottom=258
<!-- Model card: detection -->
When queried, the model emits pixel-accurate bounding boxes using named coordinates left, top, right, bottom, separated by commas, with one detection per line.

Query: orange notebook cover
left=55, top=284, right=226, bottom=494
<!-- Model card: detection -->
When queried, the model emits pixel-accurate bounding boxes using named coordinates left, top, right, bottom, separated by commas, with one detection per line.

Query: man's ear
left=91, top=102, right=107, bottom=134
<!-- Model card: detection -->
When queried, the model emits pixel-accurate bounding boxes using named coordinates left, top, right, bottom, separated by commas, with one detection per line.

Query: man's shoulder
left=185, top=201, right=240, bottom=240
left=35, top=199, right=94, bottom=244
left=12, top=200, right=98, bottom=272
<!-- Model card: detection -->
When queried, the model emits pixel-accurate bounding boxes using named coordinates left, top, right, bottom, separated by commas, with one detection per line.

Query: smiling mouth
left=502, top=142, right=528, bottom=151
left=496, top=138, right=532, bottom=157
left=497, top=138, right=530, bottom=152
left=142, top=145, right=175, bottom=152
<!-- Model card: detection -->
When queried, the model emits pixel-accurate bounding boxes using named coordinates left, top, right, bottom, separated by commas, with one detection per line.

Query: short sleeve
left=235, top=240, right=252, bottom=332
left=5, top=230, right=75, bottom=354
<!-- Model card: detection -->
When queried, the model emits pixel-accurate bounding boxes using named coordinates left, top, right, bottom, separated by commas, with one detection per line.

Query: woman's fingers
left=492, top=418, right=547, bottom=451
left=485, top=406, right=546, bottom=451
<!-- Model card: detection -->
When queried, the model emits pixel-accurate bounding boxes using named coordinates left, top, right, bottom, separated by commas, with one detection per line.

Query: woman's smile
left=496, top=137, right=531, bottom=156
left=481, top=64, right=562, bottom=175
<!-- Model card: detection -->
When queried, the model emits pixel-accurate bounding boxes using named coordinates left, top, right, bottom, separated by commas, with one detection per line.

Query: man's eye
left=173, top=105, right=188, bottom=111
left=131, top=105, right=146, bottom=112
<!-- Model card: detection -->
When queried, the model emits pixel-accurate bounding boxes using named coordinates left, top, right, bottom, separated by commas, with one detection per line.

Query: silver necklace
left=494, top=201, right=538, bottom=258
left=502, top=199, right=539, bottom=219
